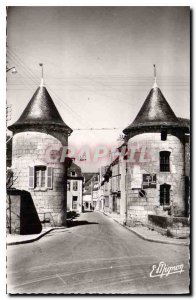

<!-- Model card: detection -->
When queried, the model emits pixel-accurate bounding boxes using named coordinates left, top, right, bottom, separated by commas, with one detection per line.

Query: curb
left=6, top=227, right=63, bottom=246
left=124, top=225, right=189, bottom=246
left=102, top=211, right=189, bottom=246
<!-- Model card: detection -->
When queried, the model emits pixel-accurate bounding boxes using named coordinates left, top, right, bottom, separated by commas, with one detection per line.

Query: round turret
left=8, top=81, right=73, bottom=227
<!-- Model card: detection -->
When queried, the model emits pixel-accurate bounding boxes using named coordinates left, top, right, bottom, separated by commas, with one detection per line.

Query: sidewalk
left=6, top=227, right=63, bottom=246
left=102, top=211, right=190, bottom=246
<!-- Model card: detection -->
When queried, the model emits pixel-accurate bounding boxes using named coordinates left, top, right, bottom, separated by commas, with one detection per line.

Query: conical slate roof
left=8, top=85, right=73, bottom=134
left=123, top=85, right=182, bottom=135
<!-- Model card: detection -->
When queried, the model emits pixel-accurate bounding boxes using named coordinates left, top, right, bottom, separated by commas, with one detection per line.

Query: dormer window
left=71, top=171, right=76, bottom=176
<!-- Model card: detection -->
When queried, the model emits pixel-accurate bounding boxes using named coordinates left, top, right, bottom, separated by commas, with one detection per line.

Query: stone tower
left=8, top=79, right=73, bottom=227
left=122, top=69, right=189, bottom=224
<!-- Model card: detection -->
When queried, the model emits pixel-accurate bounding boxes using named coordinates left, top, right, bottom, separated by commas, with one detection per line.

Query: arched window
left=160, top=183, right=171, bottom=205
left=160, top=151, right=170, bottom=172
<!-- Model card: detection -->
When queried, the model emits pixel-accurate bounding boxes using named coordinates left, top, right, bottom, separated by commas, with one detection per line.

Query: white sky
left=6, top=6, right=190, bottom=171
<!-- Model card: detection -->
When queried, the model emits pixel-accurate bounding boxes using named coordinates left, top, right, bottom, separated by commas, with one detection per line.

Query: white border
left=0, top=1, right=194, bottom=299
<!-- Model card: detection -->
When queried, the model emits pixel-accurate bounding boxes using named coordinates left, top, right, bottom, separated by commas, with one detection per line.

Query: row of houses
left=67, top=162, right=99, bottom=213
left=6, top=69, right=190, bottom=237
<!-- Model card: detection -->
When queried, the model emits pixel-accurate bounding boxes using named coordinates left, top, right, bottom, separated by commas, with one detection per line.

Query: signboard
left=142, top=174, right=156, bottom=189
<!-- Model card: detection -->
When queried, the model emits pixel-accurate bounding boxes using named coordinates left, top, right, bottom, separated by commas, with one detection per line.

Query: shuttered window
left=35, top=166, right=46, bottom=188
left=29, top=166, right=53, bottom=189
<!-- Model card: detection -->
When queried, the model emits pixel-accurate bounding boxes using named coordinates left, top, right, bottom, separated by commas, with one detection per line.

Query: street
left=7, top=212, right=190, bottom=294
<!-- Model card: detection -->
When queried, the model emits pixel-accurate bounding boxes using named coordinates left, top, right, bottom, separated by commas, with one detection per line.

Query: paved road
left=7, top=212, right=190, bottom=294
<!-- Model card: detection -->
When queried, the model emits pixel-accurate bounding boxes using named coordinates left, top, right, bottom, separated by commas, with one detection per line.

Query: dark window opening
left=161, top=130, right=168, bottom=141
left=72, top=196, right=78, bottom=210
left=112, top=195, right=117, bottom=213
left=160, top=184, right=171, bottom=205
left=160, top=151, right=170, bottom=172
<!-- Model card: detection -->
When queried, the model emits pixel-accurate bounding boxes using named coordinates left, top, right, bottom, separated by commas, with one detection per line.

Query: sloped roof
left=83, top=172, right=99, bottom=185
left=177, top=117, right=190, bottom=129
left=67, top=161, right=82, bottom=177
left=123, top=86, right=183, bottom=134
left=8, top=85, right=72, bottom=134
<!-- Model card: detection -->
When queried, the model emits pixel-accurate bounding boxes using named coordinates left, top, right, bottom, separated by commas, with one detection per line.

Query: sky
left=6, top=6, right=190, bottom=172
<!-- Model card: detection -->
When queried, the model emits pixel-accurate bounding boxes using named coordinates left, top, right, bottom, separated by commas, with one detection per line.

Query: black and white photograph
left=5, top=5, right=191, bottom=295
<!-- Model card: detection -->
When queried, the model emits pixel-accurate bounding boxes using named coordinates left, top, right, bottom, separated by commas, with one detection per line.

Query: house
left=8, top=77, right=73, bottom=231
left=67, top=161, right=83, bottom=212
left=96, top=166, right=109, bottom=211
left=83, top=173, right=99, bottom=211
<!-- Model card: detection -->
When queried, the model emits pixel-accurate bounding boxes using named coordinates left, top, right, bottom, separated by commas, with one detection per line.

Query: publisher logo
left=150, top=261, right=184, bottom=278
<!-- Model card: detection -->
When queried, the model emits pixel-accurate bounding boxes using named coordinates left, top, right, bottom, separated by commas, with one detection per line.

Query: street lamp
left=6, top=66, right=17, bottom=74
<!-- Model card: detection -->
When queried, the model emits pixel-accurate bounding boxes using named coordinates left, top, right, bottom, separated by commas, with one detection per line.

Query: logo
left=150, top=261, right=184, bottom=278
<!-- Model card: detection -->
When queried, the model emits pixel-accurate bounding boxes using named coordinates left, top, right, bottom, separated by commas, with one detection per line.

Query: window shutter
left=29, top=166, right=35, bottom=188
left=47, top=167, right=53, bottom=189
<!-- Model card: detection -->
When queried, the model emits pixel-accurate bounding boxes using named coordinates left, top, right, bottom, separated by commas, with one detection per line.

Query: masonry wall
left=126, top=132, right=185, bottom=224
left=6, top=190, right=42, bottom=234
left=11, top=131, right=68, bottom=227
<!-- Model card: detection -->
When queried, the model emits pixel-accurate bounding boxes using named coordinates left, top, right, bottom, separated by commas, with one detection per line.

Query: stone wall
left=148, top=215, right=190, bottom=238
left=6, top=189, right=42, bottom=234
left=6, top=194, right=20, bottom=234
left=126, top=132, right=185, bottom=224
left=11, top=131, right=68, bottom=227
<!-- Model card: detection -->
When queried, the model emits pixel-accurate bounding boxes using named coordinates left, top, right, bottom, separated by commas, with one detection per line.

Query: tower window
left=29, top=166, right=53, bottom=189
left=160, top=183, right=171, bottom=205
left=35, top=166, right=46, bottom=188
left=160, top=151, right=170, bottom=172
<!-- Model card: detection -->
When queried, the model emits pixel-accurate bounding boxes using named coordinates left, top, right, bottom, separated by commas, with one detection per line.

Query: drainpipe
left=124, top=160, right=128, bottom=226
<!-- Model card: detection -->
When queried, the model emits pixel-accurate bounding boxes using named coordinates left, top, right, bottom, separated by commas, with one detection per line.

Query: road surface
left=7, top=212, right=190, bottom=294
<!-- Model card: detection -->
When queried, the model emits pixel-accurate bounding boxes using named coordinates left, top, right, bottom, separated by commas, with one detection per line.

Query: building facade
left=8, top=80, right=72, bottom=228
left=67, top=161, right=83, bottom=213
left=83, top=173, right=99, bottom=211
left=99, top=76, right=190, bottom=227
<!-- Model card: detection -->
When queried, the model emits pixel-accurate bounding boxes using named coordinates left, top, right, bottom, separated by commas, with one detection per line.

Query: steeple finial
left=153, top=64, right=158, bottom=88
left=39, top=63, right=44, bottom=87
